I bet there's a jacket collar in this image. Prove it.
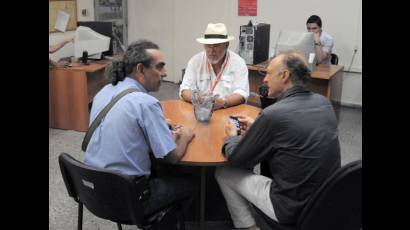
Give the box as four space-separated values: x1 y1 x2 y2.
276 86 310 102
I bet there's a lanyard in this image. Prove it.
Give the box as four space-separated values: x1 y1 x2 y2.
206 52 229 93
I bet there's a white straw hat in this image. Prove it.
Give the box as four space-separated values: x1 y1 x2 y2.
196 23 234 44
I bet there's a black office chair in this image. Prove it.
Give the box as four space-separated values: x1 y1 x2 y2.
258 84 277 110
179 68 186 84
331 53 339 65
59 152 183 230
255 160 362 230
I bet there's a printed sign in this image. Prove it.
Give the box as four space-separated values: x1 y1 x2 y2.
238 0 257 16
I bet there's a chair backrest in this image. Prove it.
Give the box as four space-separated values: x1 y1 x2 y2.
258 84 277 109
179 68 186 84
297 160 362 230
331 53 339 65
58 152 147 225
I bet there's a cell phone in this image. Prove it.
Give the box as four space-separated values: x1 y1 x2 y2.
229 116 241 135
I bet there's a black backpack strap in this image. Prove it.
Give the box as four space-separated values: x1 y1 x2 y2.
81 88 138 151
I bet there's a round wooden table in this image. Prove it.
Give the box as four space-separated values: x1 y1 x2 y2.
161 100 261 229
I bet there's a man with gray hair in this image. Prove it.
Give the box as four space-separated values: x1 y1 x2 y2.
84 39 197 226
215 50 341 229
180 23 249 110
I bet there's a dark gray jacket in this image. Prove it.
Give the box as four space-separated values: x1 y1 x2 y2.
223 86 341 224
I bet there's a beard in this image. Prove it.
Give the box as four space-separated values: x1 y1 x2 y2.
207 50 227 65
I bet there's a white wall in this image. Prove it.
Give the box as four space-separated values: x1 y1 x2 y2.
341 72 362 107
49 0 362 107
128 0 176 84
128 0 362 107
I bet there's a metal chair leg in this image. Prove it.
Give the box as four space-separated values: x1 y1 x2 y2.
78 202 83 230
117 223 122 230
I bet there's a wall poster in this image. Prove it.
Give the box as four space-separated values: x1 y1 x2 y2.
238 0 257 16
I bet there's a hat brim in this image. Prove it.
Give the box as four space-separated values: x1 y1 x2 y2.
196 36 234 44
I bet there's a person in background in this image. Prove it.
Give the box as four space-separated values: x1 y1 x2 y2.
215 50 341 229
49 36 74 67
179 23 249 110
49 36 74 53
306 15 334 64
84 39 198 225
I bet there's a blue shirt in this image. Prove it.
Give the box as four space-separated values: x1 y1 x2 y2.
84 77 176 176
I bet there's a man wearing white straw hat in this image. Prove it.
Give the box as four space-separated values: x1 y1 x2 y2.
179 23 249 110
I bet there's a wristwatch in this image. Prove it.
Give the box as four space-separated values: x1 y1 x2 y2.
315 42 322 47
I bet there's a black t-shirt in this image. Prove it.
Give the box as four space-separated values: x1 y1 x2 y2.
223 86 341 224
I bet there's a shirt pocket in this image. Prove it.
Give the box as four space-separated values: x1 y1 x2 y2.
221 73 233 89
198 73 211 90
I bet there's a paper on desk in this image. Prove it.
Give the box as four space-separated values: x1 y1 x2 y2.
55 10 70 32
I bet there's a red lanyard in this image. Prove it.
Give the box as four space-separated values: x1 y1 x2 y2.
206 53 229 93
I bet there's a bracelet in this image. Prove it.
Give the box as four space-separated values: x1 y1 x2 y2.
314 42 322 47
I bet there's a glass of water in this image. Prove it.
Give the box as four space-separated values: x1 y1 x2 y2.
191 90 216 122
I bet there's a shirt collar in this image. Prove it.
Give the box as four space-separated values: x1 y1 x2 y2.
124 77 148 94
276 86 310 102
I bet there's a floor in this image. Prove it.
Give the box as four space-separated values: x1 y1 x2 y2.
49 81 362 230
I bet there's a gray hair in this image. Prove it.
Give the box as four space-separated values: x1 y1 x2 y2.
277 50 311 86
105 39 159 85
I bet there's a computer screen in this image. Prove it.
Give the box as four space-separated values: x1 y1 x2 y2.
77 21 114 57
274 31 316 71
74 26 110 59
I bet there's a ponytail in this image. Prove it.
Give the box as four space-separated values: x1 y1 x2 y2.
105 39 160 85
106 59 126 85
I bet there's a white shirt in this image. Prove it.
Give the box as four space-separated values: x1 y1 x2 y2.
320 31 334 64
179 50 249 100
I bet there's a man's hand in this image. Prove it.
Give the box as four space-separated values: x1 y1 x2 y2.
213 97 226 110
313 32 321 44
181 89 192 103
166 119 175 129
173 125 195 142
166 125 195 164
235 114 254 135
225 120 238 137
166 119 184 140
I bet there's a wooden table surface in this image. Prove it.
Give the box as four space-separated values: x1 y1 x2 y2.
247 61 344 80
161 100 261 165
52 60 110 72
49 61 110 131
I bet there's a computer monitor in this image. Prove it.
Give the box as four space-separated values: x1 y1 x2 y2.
74 26 111 60
274 31 317 71
77 21 114 57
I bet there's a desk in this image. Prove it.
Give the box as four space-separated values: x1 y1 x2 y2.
247 62 344 118
49 61 110 132
161 100 261 229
